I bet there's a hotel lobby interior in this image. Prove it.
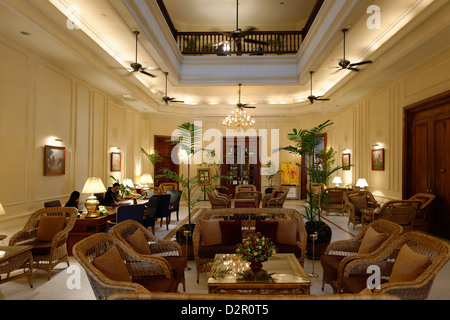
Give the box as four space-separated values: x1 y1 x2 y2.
0 0 449 303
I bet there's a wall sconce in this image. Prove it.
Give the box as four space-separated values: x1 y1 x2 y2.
48 137 64 146
372 143 382 149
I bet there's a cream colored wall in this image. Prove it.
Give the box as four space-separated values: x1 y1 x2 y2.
0 34 151 225
328 46 450 202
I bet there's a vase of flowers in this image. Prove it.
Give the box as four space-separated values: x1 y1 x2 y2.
236 232 276 273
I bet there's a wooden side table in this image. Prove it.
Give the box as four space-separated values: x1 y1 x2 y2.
0 246 33 288
361 208 381 226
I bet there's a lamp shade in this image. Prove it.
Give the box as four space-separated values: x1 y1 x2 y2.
82 177 107 194
332 177 343 185
0 202 5 215
140 173 153 185
356 179 369 188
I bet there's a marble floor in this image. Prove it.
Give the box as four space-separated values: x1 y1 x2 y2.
0 200 449 300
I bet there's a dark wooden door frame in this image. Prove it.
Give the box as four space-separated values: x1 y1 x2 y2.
402 90 450 199
154 135 179 188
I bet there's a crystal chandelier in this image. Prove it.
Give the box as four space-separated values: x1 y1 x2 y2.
223 107 255 131
223 84 256 131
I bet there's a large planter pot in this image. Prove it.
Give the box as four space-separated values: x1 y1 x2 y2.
305 221 332 260
176 223 195 260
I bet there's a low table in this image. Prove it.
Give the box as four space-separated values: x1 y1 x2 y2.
208 253 311 295
234 199 256 208
0 246 33 288
361 207 381 226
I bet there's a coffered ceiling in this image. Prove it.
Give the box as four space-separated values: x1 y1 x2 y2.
1 0 449 118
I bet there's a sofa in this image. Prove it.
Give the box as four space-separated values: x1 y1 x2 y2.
192 208 307 283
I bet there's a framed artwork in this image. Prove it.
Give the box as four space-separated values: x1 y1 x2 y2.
342 153 351 170
372 148 385 171
44 145 66 176
281 163 300 186
197 168 211 186
111 152 121 172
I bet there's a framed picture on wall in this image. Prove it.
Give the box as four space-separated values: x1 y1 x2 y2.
372 148 385 171
342 153 351 171
111 152 121 172
44 145 66 176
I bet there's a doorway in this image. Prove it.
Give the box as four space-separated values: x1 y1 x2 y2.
404 90 450 239
154 135 179 188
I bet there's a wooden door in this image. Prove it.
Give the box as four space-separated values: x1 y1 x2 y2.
221 136 261 197
154 135 179 188
404 91 450 239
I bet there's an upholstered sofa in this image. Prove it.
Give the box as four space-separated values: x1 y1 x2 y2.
192 208 307 283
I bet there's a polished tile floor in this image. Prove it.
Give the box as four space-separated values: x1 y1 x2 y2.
0 200 448 300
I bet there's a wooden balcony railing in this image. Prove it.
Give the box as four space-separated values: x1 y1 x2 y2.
176 31 304 55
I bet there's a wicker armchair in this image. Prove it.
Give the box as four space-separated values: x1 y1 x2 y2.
207 189 232 208
374 200 422 232
341 232 450 299
159 182 178 194
72 233 177 300
321 188 346 215
320 219 403 293
343 191 380 229
9 207 77 280
261 186 290 208
408 193 436 232
111 220 187 291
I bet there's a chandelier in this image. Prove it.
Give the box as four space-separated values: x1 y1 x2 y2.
223 107 256 131
222 84 256 131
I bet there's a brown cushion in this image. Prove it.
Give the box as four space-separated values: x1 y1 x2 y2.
349 195 368 212
320 254 346 280
92 245 132 283
219 220 242 245
358 226 385 254
127 229 151 255
342 275 388 294
165 256 187 282
275 218 297 245
255 220 278 243
389 244 431 283
21 240 52 256
199 219 222 246
134 277 178 293
35 215 67 242
272 190 282 198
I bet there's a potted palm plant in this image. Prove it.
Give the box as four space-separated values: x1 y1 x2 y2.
283 120 343 259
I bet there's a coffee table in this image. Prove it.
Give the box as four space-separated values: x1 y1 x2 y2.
208 253 311 295
0 246 33 288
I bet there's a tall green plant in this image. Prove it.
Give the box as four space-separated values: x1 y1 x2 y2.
282 120 343 222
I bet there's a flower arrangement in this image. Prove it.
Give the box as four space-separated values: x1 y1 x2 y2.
96 206 107 216
236 232 276 262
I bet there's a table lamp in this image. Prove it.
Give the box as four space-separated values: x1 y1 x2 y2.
140 173 153 193
332 177 343 188
356 179 369 191
82 177 106 217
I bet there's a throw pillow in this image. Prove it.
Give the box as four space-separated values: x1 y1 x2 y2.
219 220 242 245
275 218 297 245
255 220 278 243
35 215 67 242
349 195 368 212
198 219 222 246
127 229 151 255
92 245 132 283
358 226 385 254
389 244 430 283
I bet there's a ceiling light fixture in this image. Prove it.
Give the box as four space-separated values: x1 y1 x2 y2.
223 107 255 131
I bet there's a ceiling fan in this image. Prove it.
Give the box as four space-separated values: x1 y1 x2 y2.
215 0 268 53
128 31 157 77
336 28 373 72
162 72 184 105
308 71 330 104
236 84 255 109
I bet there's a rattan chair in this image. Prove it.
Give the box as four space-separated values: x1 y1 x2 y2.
9 207 77 280
159 182 178 194
321 219 403 293
261 186 290 208
408 193 436 232
207 189 232 208
374 200 422 232
343 190 380 229
341 232 450 300
111 220 186 291
72 233 177 300
321 188 346 215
